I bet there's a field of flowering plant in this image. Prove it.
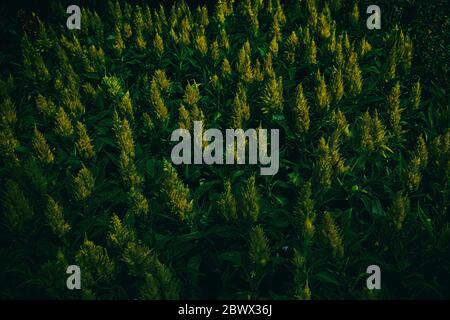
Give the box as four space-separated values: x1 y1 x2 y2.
0 0 449 299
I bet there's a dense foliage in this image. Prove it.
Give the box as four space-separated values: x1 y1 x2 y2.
0 0 449 299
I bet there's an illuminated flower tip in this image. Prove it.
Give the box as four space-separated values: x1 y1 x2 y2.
162 160 193 221
322 211 344 259
76 121 95 160
293 180 315 240
153 69 172 93
107 213 135 249
261 76 284 115
345 50 363 96
237 40 253 83
360 110 388 153
217 179 237 221
221 57 232 76
183 81 201 106
32 127 54 164
314 69 331 111
410 80 421 110
46 196 70 238
153 32 164 57
231 83 250 128
72 164 95 201
241 175 260 222
75 239 115 287
389 191 409 231
359 37 372 57
54 107 74 138
284 31 299 64
292 83 310 135
387 82 404 137
149 79 169 123
330 66 344 103
249 225 270 267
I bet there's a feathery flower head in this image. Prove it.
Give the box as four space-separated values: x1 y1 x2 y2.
249 225 270 267
46 196 70 239
72 164 95 201
32 127 54 164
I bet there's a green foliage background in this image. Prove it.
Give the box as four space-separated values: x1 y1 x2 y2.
0 0 449 299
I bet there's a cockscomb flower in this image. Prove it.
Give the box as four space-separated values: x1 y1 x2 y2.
149 79 169 124
54 107 73 138
263 53 275 79
269 36 279 57
303 28 317 65
1 179 34 232
237 41 254 83
113 25 125 56
314 137 333 189
231 83 250 128
406 134 428 191
389 190 409 231
103 75 124 101
360 110 388 153
292 83 310 135
249 225 270 267
293 180 316 240
387 82 404 137
153 32 164 57
152 69 172 93
406 156 422 192
210 40 220 63
217 179 237 221
118 91 134 121
45 196 70 239
179 17 192 45
345 50 363 95
334 39 344 68
359 37 372 57
32 127 54 164
0 128 19 161
284 31 299 64
128 189 149 216
410 80 421 110
178 104 191 131
195 30 208 56
75 239 115 288
183 81 201 106
119 152 142 189
330 66 344 103
253 58 264 82
350 2 359 26
0 97 17 128
314 69 331 111
415 134 428 169
241 175 260 222
219 29 230 52
36 94 56 118
322 211 344 259
430 130 449 181
221 57 232 77
318 12 331 39
72 164 95 201
162 160 193 222
107 213 135 249
116 117 135 158
331 109 350 146
261 76 284 114
123 242 180 299
271 15 282 43
76 121 95 160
